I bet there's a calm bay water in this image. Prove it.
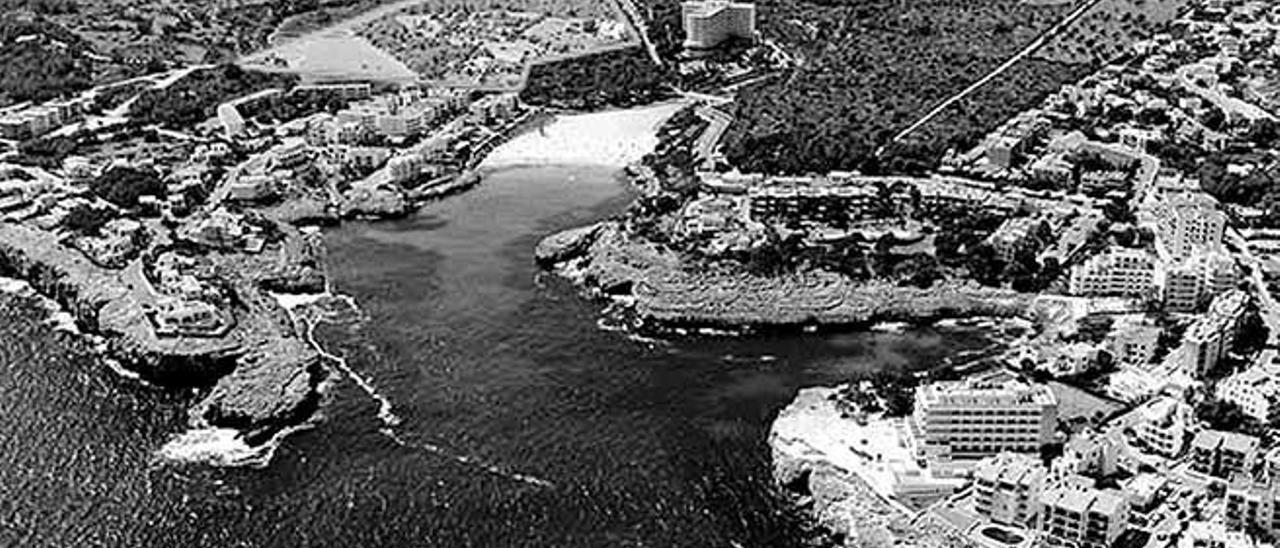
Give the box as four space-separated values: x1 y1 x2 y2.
0 165 996 547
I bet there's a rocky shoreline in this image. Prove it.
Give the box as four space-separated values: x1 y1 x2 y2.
0 222 326 446
0 156 503 456
770 387 978 548
535 221 1033 332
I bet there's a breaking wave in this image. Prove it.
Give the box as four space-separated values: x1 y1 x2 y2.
275 289 553 488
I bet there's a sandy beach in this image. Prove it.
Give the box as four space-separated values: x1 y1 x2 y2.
241 32 418 84
481 101 690 169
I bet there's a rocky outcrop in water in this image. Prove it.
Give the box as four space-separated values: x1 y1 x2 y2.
534 223 602 267
340 183 410 219
0 222 326 444
536 221 1032 330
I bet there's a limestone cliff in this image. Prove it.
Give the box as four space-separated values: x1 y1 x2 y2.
770 387 978 548
0 222 326 445
536 221 1033 331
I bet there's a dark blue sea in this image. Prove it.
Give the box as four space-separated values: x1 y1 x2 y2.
0 165 997 547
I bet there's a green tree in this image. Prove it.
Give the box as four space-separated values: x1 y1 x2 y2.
62 203 114 234
90 165 164 208
1196 399 1249 432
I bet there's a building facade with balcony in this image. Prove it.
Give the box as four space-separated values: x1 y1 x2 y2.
1068 247 1157 297
1191 429 1261 480
973 453 1048 528
911 376 1057 466
1036 485 1129 548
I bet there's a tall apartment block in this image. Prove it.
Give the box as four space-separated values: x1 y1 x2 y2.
1036 484 1130 548
973 453 1047 528
1191 429 1261 480
1154 191 1226 260
682 1 757 50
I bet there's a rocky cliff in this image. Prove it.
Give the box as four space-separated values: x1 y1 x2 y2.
536 221 1033 331
0 222 326 445
770 387 978 548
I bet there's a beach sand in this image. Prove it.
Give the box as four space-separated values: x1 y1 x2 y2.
482 101 691 169
241 32 418 84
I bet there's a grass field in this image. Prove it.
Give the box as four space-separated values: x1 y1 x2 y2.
247 33 418 84
1050 380 1127 425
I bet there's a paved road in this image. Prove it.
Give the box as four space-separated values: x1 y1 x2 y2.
607 0 663 66
101 64 214 119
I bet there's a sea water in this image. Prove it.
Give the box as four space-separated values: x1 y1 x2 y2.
0 164 997 547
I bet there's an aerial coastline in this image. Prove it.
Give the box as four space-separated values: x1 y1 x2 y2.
6 0 1280 546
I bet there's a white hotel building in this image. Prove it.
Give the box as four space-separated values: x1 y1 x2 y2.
682 1 757 50
1068 247 1157 297
912 376 1058 466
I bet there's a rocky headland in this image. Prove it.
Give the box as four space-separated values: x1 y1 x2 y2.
535 221 1033 331
770 387 977 548
0 222 326 446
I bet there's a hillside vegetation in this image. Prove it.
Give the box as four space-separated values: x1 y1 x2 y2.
1036 0 1190 64
629 0 1189 176
0 14 95 106
717 0 1071 175
128 64 299 129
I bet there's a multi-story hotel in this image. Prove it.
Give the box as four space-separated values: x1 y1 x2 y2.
982 110 1051 169
911 375 1057 465
1036 484 1130 548
973 453 1048 528
1191 429 1261 480
1068 247 1156 297
682 1 757 50
335 89 464 140
746 179 876 226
